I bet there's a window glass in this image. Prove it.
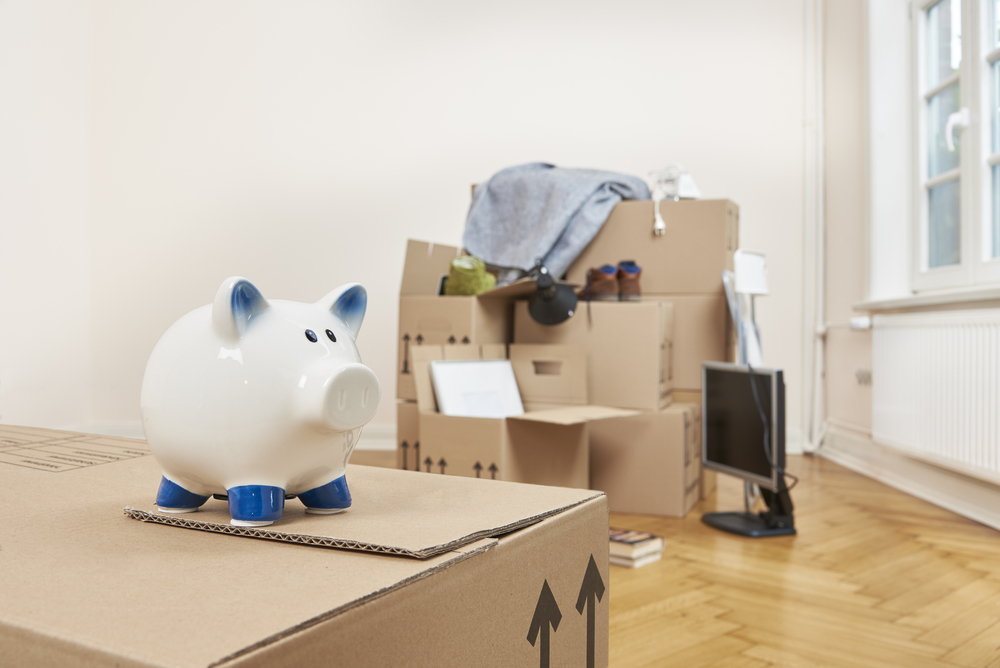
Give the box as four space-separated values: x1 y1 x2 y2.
927 0 962 88
928 178 962 268
993 62 1000 260
928 83 962 176
993 62 1000 154
994 0 1000 48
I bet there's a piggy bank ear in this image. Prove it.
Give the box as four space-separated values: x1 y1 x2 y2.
212 277 270 341
320 283 367 338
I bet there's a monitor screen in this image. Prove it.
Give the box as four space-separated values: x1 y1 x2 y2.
702 362 784 490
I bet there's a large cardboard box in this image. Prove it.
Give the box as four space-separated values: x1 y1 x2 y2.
701 468 717 500
643 386 719 500
399 343 508 473
513 301 673 412
0 424 611 668
645 294 732 392
398 341 507 470
412 344 635 488
565 199 739 295
673 390 702 405
589 403 702 517
397 239 535 401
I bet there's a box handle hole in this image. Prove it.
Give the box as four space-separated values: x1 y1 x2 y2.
532 361 562 375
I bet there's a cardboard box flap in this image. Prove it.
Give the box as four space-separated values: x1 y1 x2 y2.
508 405 638 426
477 278 581 300
509 343 588 405
475 278 537 299
125 461 602 559
401 239 462 296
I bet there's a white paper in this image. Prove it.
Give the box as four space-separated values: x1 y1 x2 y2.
429 360 525 418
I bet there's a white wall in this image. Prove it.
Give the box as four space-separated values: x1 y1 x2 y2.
2 0 808 438
824 0 873 433
0 1 93 428
868 0 913 301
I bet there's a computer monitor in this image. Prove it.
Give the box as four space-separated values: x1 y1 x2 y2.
701 361 795 537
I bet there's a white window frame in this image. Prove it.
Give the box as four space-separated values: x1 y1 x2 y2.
977 0 1000 281
911 0 1000 292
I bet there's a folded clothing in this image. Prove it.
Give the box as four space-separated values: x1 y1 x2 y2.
463 163 650 284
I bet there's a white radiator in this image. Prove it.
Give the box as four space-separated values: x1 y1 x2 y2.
872 309 1000 483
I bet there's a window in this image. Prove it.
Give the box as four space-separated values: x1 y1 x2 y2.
913 0 1000 290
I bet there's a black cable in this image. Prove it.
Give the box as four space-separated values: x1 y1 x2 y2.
746 364 799 492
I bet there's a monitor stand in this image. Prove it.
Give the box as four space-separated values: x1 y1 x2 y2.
702 480 796 538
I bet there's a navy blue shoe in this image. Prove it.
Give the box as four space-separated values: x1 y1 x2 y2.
227 485 285 526
299 476 351 514
156 476 209 513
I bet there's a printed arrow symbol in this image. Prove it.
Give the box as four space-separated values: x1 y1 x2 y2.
414 442 420 471
438 457 447 474
401 334 411 374
527 580 561 668
415 334 423 344
447 335 456 344
576 554 606 668
401 441 409 470
424 456 432 473
462 336 470 344
473 461 482 477
488 463 498 480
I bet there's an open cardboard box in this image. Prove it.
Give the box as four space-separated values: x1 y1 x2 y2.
397 239 544 401
513 300 674 412
0 424 611 668
411 344 636 488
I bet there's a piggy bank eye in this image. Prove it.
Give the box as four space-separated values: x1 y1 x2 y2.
304 329 318 343
326 329 337 343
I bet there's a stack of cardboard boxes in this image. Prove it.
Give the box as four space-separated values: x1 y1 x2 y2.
395 238 529 477
396 198 737 517
395 240 636 488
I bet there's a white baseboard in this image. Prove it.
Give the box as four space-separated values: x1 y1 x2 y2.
785 427 804 455
820 427 1000 532
356 424 396 451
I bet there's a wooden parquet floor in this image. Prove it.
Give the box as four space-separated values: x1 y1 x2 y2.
609 454 1000 668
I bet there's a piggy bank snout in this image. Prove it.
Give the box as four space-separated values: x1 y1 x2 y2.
323 363 380 432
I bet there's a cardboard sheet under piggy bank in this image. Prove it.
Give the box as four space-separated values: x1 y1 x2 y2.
140 276 381 527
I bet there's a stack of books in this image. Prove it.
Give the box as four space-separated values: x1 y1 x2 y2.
609 527 665 568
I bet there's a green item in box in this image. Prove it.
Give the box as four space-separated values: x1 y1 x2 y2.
443 256 497 296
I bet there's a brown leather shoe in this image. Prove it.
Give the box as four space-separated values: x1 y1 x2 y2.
617 261 641 301
579 265 619 301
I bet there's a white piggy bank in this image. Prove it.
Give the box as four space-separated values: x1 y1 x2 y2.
140 276 381 527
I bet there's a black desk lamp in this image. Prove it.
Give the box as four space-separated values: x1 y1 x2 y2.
527 265 577 326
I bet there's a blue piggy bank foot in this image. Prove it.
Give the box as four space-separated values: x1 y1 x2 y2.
227 485 286 527
156 476 209 513
299 476 351 515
